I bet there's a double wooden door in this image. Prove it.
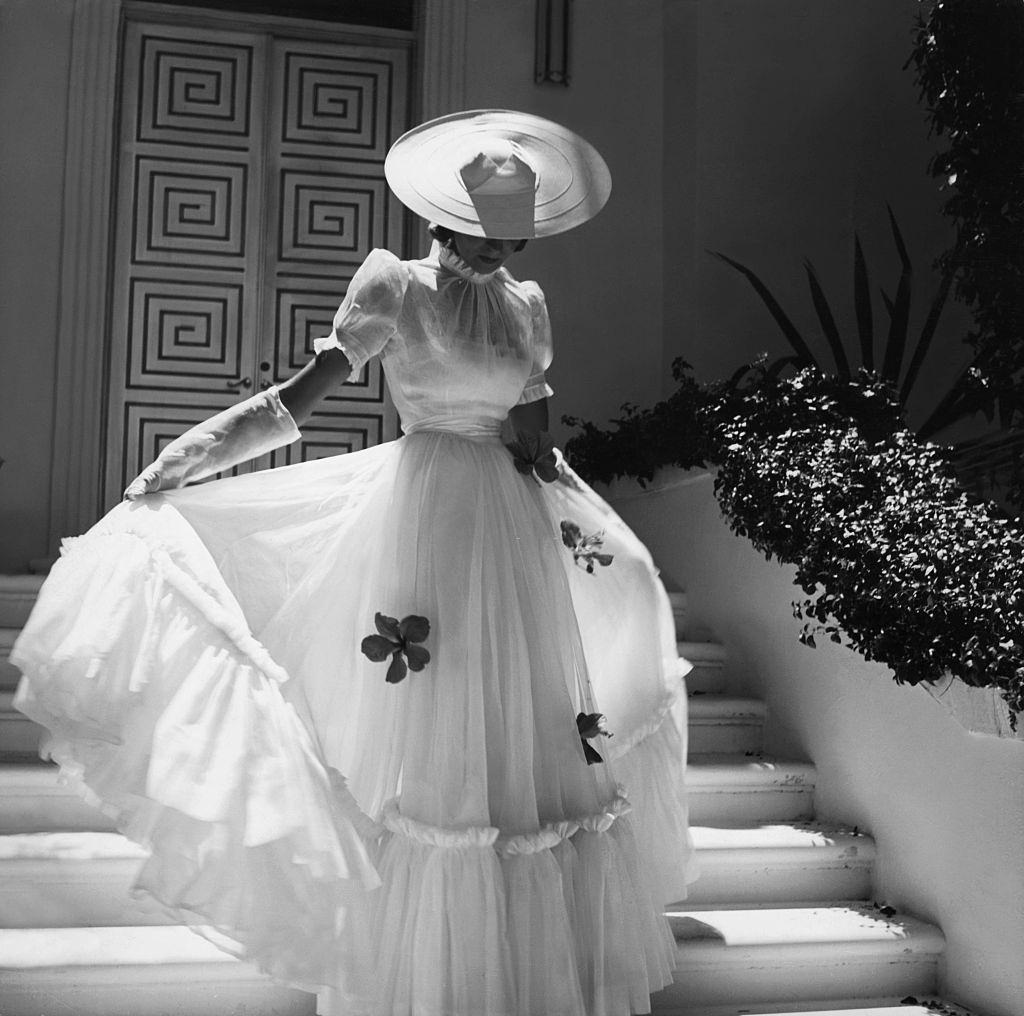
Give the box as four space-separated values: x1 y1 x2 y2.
103 12 411 504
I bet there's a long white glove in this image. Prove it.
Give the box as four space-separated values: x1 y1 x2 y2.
123 386 301 499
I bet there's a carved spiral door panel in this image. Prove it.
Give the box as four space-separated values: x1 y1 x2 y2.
104 15 410 506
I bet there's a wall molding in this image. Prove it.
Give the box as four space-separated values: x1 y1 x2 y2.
47 0 123 549
419 0 468 121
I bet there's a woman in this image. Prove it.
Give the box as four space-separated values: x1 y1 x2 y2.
13 110 695 1016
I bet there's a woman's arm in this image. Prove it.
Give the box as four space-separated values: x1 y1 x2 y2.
278 347 353 427
508 397 550 436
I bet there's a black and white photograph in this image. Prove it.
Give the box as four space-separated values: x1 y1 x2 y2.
0 2 1021 1015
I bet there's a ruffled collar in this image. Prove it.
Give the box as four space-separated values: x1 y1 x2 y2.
434 241 504 285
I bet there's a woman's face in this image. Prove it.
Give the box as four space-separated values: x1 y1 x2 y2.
452 233 527 274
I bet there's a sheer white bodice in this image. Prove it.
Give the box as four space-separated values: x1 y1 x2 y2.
314 242 553 437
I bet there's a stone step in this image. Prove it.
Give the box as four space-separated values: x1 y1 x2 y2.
0 818 875 929
687 695 765 754
0 925 315 1016
1 626 22 692
687 754 816 825
657 1000 978 1016
1 752 816 834
0 690 41 756
0 764 117 834
685 822 874 905
653 903 944 1011
0 575 43 629
668 589 715 642
679 640 728 694
0 831 158 928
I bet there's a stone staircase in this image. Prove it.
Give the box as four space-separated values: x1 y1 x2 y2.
0 578 980 1016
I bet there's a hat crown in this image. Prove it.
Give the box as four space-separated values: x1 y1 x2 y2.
459 141 537 197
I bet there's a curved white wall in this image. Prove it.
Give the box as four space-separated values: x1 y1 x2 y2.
607 469 1024 1016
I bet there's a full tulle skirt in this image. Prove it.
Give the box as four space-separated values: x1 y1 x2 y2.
12 431 696 1016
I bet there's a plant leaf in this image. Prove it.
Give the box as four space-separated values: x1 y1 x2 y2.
374 612 401 640
804 259 850 380
916 365 982 439
404 643 431 672
399 614 430 643
881 206 912 387
708 250 819 367
853 234 874 372
385 652 408 684
900 261 955 406
361 634 396 662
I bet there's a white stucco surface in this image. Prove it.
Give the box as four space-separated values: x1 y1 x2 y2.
606 468 1024 1016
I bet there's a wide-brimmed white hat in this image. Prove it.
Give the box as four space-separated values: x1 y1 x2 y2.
384 109 612 239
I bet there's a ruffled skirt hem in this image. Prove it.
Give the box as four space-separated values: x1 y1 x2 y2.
12 437 693 1015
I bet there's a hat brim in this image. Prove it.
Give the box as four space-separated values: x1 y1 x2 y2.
385 109 612 239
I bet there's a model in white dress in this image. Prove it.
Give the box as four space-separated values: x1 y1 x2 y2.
13 112 696 1016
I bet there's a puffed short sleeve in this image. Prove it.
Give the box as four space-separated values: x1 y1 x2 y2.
516 281 554 405
313 249 409 382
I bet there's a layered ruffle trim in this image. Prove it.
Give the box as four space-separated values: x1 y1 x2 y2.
320 793 676 1016
12 509 688 1010
11 524 382 989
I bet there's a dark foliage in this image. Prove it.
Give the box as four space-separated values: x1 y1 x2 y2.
562 359 720 487
563 363 1024 720
709 211 1024 510
908 0 1024 503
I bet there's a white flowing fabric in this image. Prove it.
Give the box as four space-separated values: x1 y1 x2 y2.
13 242 697 1016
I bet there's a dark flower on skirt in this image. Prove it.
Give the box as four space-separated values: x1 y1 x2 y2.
506 430 560 483
576 711 612 764
361 612 431 684
560 520 614 573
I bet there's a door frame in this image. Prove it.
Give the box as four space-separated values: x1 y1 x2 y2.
47 0 466 550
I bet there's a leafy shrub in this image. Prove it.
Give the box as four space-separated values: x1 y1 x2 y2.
908 0 1024 501
562 358 718 487
563 363 1024 720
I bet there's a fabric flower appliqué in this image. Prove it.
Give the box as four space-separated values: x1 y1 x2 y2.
360 612 431 684
560 520 614 573
576 712 612 765
506 431 559 484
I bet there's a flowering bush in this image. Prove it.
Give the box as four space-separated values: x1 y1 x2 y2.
564 363 1024 721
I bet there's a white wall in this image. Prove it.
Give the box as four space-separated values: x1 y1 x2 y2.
662 0 976 435
462 0 668 449
0 0 74 572
607 469 1024 1016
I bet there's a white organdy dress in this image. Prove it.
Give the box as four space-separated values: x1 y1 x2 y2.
13 242 696 1016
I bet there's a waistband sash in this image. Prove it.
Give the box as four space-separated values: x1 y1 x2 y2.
403 414 504 440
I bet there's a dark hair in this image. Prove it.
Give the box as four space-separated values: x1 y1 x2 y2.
428 222 528 253
428 222 457 246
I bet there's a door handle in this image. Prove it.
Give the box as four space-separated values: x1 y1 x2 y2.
226 377 252 390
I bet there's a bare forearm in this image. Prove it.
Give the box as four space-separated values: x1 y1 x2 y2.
278 347 353 426
508 397 550 436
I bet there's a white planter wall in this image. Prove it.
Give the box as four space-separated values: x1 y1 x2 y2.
603 467 1024 1016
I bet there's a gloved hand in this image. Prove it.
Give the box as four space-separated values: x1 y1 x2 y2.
124 387 301 499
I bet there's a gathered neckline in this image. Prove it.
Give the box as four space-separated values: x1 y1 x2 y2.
434 241 505 285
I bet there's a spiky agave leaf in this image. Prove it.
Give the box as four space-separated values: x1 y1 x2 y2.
853 234 874 372
708 250 819 367
881 206 913 387
900 261 955 407
804 259 850 380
